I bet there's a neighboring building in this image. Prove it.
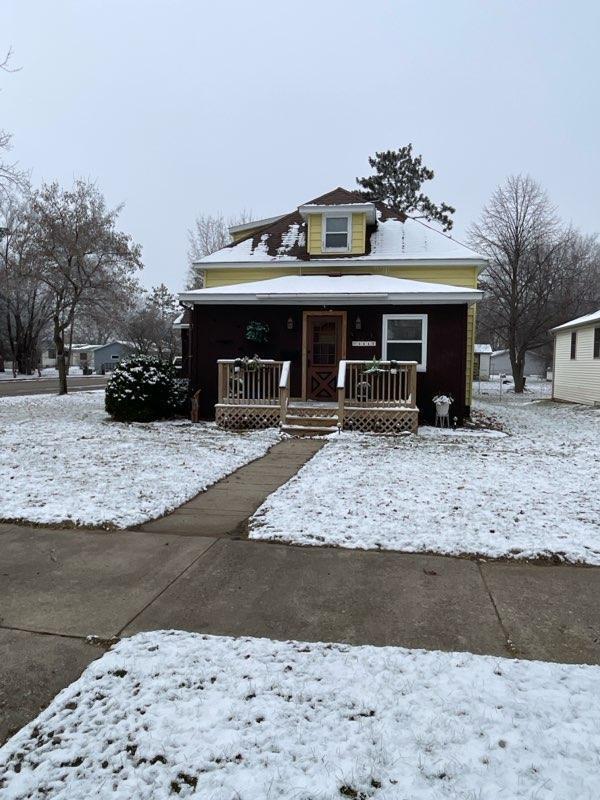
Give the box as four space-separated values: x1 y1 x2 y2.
179 188 485 433
474 344 492 380
40 346 58 368
490 349 547 378
42 341 132 373
89 341 133 374
551 310 600 406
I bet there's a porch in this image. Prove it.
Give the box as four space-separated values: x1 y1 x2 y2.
215 358 419 435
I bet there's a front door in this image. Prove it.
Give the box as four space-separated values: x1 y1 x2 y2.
305 313 345 400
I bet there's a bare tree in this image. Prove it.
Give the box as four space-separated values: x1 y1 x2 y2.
123 283 180 360
0 48 27 195
186 210 252 289
74 276 138 345
470 175 600 391
0 189 52 374
32 179 142 394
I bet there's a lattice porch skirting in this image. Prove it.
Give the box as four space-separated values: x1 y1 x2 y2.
215 404 280 430
343 406 419 434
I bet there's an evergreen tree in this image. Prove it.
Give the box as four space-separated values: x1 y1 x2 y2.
356 145 455 231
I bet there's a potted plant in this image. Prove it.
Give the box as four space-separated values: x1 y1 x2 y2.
432 393 454 418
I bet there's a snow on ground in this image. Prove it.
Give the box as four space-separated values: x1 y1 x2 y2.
0 392 278 528
1 631 599 799
476 374 552 398
0 367 87 381
251 387 600 563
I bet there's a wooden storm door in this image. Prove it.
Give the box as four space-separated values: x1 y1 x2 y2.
306 313 344 400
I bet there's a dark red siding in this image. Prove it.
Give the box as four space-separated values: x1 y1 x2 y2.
189 304 468 423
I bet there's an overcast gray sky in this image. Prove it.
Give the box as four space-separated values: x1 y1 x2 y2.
3 0 599 291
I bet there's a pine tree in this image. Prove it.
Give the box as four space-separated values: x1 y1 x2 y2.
356 145 455 231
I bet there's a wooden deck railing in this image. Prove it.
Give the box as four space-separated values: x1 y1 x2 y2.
217 359 288 406
279 360 291 424
337 360 417 424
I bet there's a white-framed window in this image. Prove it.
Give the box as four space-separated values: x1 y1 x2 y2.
382 314 428 371
323 214 351 251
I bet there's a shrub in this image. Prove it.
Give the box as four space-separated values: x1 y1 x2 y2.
105 356 188 422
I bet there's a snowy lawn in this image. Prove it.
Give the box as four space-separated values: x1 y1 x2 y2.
1 631 599 799
250 392 600 563
0 392 278 528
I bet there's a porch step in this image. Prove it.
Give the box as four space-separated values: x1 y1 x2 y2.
281 423 339 438
284 414 338 428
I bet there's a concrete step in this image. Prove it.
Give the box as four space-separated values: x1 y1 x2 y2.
281 424 338 438
284 414 339 428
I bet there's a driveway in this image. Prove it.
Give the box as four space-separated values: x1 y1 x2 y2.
0 375 108 397
2 521 600 744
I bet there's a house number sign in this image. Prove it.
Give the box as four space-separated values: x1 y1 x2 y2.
352 340 376 347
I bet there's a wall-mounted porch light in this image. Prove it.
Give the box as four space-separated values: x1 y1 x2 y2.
355 315 362 331
287 316 294 330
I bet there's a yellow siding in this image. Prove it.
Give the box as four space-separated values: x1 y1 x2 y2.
204 267 299 288
205 264 480 289
465 306 476 405
307 214 322 255
553 326 600 405
351 213 366 254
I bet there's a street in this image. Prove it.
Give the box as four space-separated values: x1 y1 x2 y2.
0 375 108 397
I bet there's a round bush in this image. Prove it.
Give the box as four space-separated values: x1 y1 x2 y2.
105 356 187 422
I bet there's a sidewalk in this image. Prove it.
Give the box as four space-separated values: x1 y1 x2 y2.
2 437 600 743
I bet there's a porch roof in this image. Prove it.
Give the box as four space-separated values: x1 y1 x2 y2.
180 274 483 306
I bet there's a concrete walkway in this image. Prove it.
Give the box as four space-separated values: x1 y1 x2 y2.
137 438 324 536
2 437 600 743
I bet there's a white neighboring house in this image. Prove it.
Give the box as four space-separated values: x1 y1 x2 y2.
474 344 492 380
490 349 547 378
551 310 600 406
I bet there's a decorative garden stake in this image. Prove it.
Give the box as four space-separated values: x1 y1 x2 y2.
433 393 453 428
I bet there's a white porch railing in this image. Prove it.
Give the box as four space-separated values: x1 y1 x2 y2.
337 360 417 426
217 359 292 408
217 359 283 405
279 360 291 424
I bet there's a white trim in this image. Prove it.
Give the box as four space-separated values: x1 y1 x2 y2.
322 212 352 253
194 258 488 270
382 313 428 372
179 292 480 306
299 202 376 223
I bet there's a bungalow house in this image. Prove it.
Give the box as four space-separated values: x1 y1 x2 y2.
179 188 485 434
551 310 600 406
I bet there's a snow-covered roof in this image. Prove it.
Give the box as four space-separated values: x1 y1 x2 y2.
180 274 483 306
474 344 493 354
70 343 104 352
71 341 131 352
198 214 484 266
490 349 545 360
195 187 487 267
551 309 600 333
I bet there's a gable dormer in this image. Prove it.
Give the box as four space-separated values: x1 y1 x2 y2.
298 189 377 257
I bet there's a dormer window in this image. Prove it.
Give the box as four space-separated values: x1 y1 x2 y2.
324 215 351 251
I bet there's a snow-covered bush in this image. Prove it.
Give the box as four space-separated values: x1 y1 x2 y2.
105 356 187 422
